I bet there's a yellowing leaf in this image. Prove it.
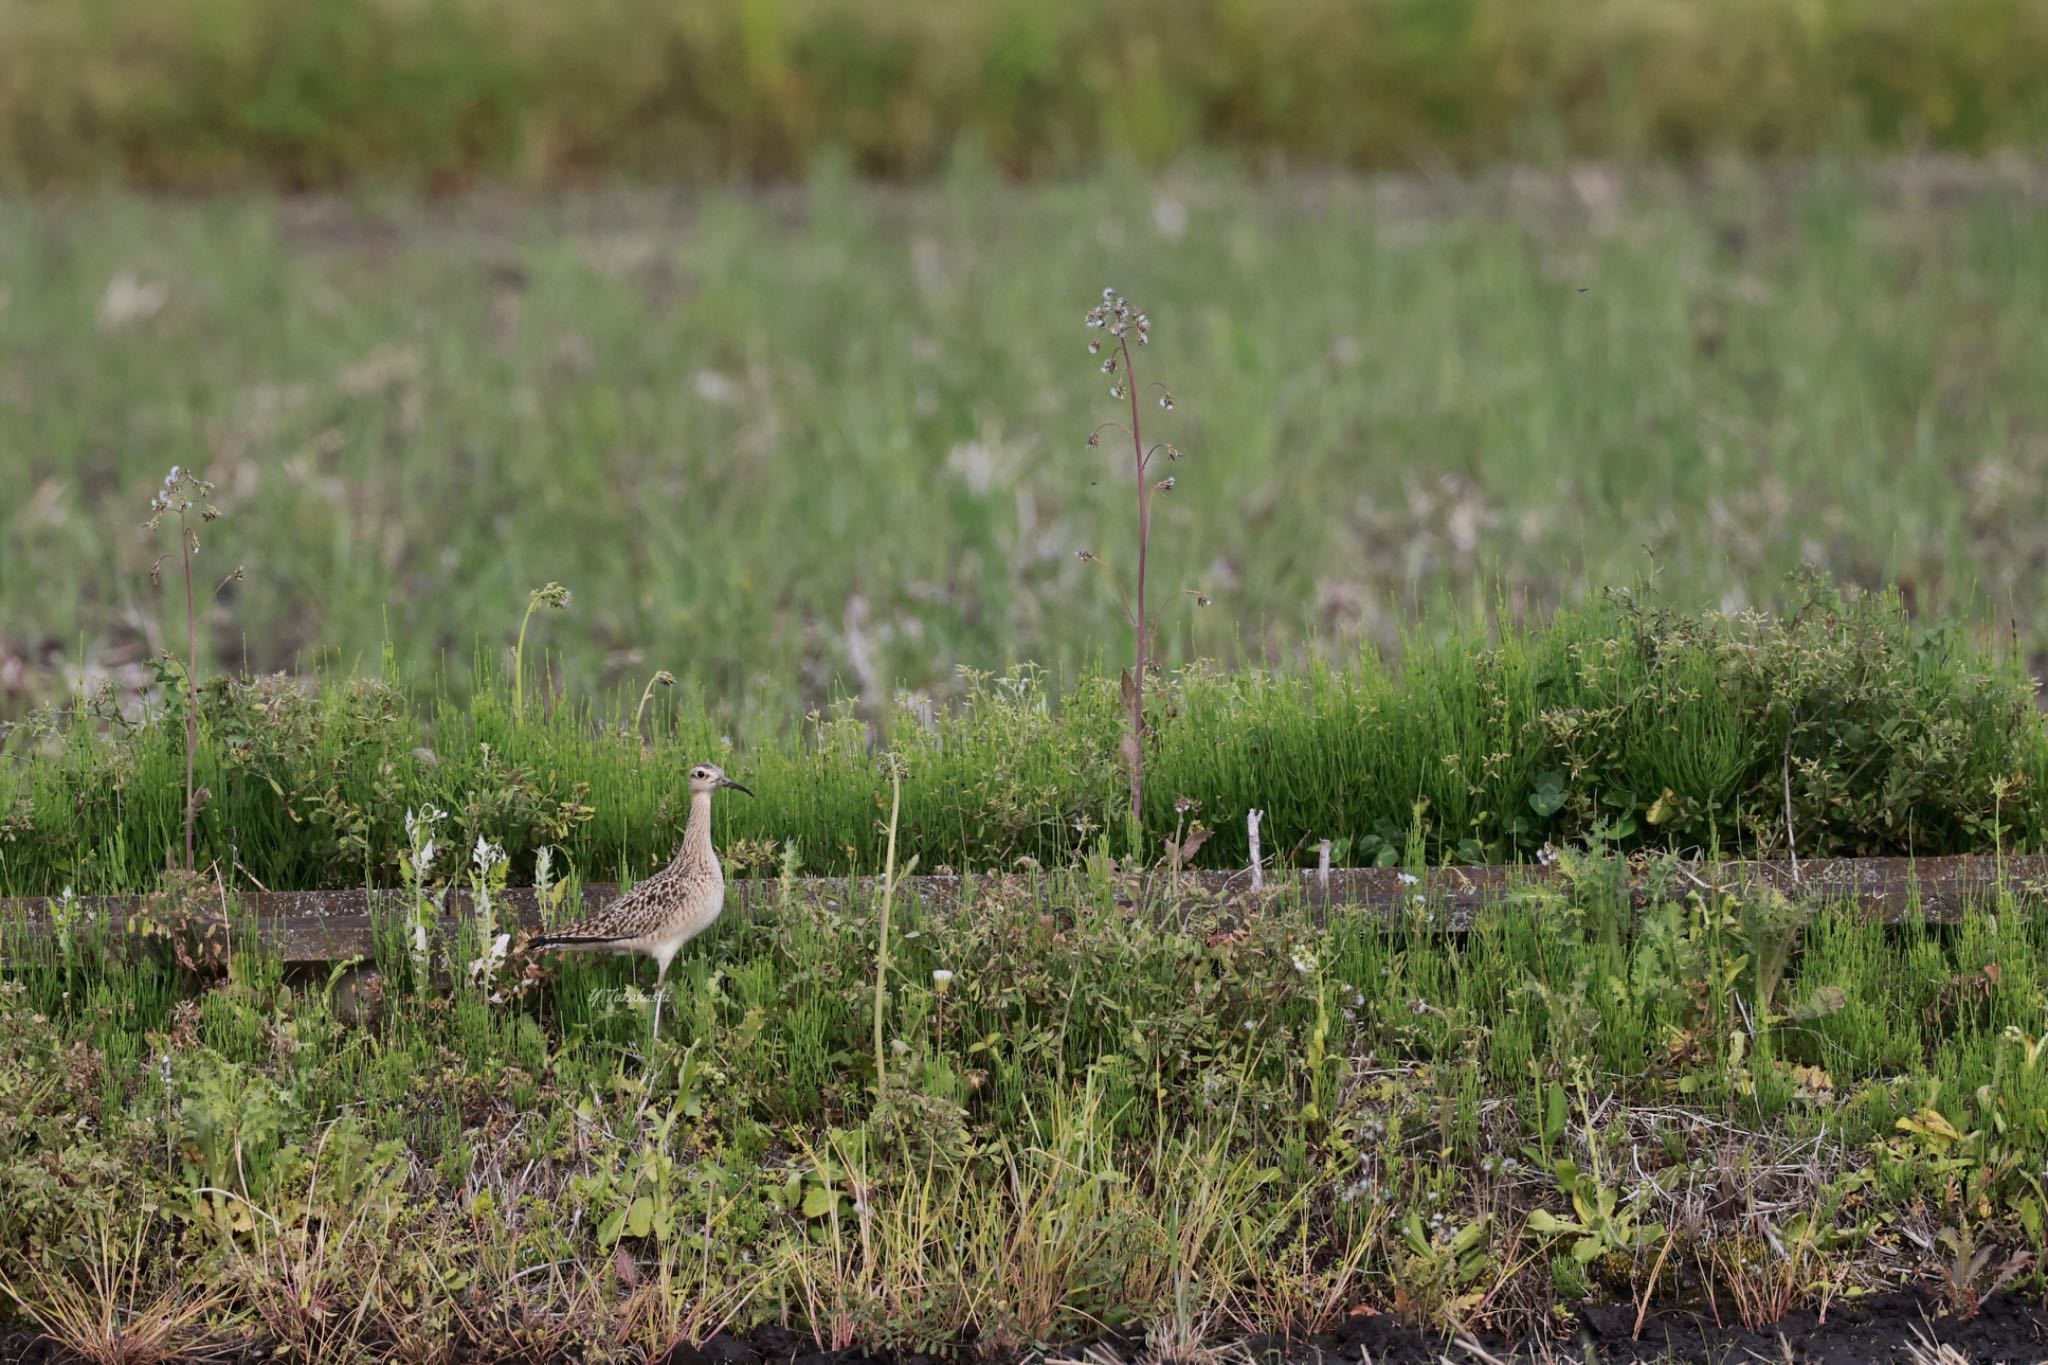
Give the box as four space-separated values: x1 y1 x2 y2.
1897 1107 1964 1145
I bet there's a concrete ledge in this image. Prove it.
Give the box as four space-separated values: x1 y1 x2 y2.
4 853 2043 965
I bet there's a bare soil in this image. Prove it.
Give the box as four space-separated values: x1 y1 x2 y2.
4 1292 2044 1364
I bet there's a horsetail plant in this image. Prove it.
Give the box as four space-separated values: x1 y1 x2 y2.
1080 288 1207 844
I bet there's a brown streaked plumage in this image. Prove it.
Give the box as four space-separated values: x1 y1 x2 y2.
528 761 752 1036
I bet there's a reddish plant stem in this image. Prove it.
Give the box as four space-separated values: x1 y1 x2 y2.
181 508 197 872
1122 333 1149 837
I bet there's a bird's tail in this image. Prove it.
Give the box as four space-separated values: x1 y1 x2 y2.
527 931 632 951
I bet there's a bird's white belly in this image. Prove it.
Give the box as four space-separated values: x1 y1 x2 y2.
631 881 724 959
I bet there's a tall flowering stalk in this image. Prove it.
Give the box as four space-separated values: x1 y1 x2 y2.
146 467 236 872
468 834 510 990
401 806 446 995
1080 289 1206 843
514 582 572 719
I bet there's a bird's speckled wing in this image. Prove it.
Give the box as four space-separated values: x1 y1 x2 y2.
530 869 674 945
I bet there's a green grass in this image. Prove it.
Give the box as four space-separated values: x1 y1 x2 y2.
5 865 2048 1355
4 165 2048 739
3 0 2047 189
2 581 2042 895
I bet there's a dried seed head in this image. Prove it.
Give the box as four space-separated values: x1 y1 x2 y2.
1086 431 1101 447
1076 550 1098 562
1158 393 1174 411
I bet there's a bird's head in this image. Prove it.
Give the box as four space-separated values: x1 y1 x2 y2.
688 762 753 798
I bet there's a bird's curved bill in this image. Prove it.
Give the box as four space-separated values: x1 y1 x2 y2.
721 777 755 797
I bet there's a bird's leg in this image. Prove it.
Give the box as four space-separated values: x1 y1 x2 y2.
649 959 667 1044
634 958 670 1126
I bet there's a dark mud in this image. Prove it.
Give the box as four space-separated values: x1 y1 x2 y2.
654 1295 2048 1365
5 1293 2045 1364
1579 1292 2048 1364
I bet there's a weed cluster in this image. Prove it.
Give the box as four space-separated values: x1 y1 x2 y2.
2 579 2037 895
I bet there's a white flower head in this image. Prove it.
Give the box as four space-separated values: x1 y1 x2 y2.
469 932 512 984
931 969 955 993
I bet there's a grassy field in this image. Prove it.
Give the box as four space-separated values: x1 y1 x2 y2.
7 151 2048 1360
4 163 2048 737
4 864 2048 1359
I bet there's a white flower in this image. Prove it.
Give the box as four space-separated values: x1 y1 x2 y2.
1291 950 1317 976
931 969 954 992
1398 872 1419 886
468 932 512 983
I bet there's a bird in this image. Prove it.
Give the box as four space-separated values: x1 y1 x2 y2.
526 761 753 1039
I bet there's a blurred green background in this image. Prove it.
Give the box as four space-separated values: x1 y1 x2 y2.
2 0 2046 730
3 0 2046 188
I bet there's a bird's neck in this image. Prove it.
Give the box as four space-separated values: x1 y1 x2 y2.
674 790 719 874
